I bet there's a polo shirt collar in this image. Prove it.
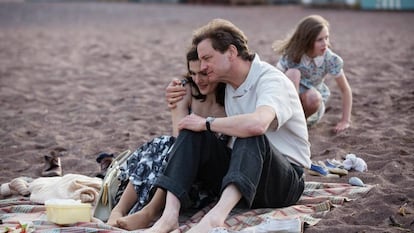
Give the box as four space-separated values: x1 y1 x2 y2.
230 54 259 98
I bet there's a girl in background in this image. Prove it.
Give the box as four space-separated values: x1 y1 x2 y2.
273 15 352 133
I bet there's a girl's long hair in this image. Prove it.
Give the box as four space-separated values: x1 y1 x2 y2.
272 15 330 63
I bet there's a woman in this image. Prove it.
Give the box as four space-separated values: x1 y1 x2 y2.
106 46 226 230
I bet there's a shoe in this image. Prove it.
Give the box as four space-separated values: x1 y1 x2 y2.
325 159 345 169
316 160 348 177
96 153 114 179
308 163 328 176
308 163 340 178
41 154 62 177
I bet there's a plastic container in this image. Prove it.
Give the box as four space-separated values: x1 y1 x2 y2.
45 199 91 225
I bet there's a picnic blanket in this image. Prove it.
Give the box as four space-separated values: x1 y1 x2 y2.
0 182 374 233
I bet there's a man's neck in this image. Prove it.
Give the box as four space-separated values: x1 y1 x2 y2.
227 59 252 89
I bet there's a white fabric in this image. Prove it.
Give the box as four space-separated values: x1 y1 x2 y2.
301 53 324 67
1 183 12 197
343 154 368 172
28 174 102 204
225 54 311 168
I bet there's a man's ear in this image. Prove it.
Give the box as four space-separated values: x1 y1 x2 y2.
227 44 238 60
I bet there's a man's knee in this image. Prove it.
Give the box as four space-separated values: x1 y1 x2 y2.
233 135 269 157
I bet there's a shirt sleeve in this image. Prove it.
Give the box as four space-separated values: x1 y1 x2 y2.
276 56 288 72
256 70 294 130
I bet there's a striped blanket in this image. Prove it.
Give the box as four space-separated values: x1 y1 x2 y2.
0 182 373 233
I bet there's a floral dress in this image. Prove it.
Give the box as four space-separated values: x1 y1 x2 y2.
116 135 215 215
117 135 175 214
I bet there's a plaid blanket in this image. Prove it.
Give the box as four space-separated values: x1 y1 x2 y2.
0 182 373 233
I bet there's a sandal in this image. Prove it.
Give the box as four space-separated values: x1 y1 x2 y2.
41 154 62 177
96 153 114 179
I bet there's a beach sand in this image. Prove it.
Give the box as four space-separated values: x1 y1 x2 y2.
0 2 413 232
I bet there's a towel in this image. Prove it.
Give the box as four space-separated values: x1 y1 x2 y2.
28 174 102 204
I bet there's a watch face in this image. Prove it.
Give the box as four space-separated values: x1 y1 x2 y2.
206 117 215 132
207 117 215 124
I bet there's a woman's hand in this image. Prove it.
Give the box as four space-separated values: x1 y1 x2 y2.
166 78 188 109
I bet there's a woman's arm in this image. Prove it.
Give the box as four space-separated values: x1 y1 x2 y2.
165 78 187 110
169 79 192 137
334 72 353 133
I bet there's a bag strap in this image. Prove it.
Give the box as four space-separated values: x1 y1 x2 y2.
106 149 132 172
100 149 131 205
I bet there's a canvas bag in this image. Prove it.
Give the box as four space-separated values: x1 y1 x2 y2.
93 149 131 222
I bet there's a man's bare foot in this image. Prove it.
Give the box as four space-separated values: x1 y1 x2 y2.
143 213 179 233
116 210 155 231
187 212 224 233
107 211 123 227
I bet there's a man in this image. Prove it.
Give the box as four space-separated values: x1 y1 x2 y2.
147 19 311 233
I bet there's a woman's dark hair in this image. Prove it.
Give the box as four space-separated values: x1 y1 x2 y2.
185 46 225 106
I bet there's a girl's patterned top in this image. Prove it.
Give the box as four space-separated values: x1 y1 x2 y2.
276 48 344 94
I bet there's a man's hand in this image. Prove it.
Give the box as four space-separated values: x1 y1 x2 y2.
166 78 188 109
178 113 206 132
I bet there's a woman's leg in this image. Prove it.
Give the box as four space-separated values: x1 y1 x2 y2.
147 130 231 233
155 130 230 208
107 181 137 226
117 188 166 230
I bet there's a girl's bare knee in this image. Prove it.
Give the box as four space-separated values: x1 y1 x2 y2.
301 90 322 117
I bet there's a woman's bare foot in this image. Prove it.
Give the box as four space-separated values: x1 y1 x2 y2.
116 210 156 231
107 210 123 227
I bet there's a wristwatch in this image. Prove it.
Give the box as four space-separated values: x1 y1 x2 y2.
205 117 215 132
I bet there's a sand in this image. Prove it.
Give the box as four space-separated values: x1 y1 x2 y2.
0 2 413 232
